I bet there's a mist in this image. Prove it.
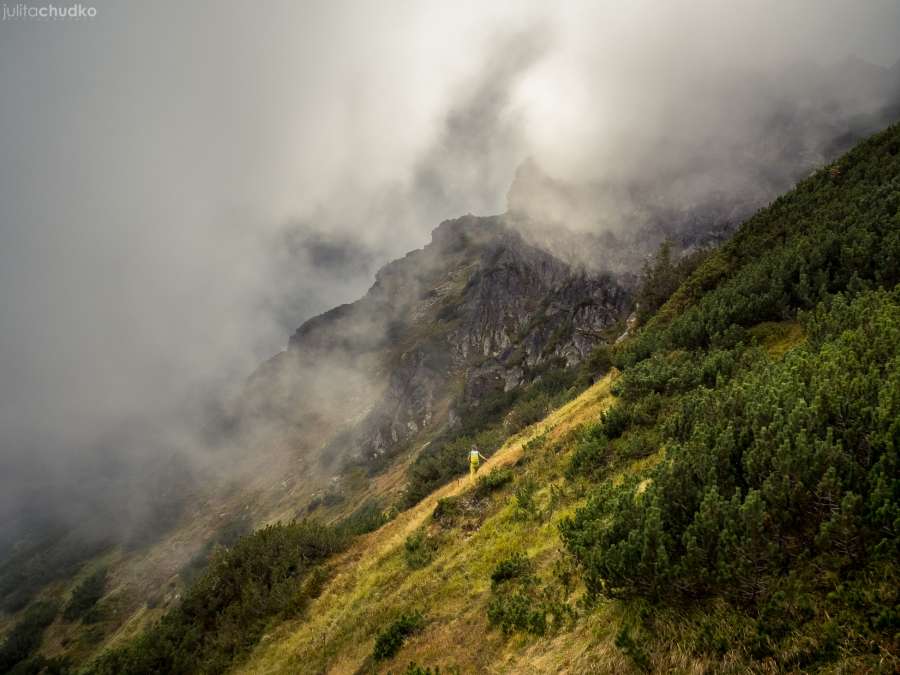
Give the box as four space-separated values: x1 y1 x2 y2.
1 0 898 547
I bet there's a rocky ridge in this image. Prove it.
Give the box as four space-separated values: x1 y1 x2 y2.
247 215 629 468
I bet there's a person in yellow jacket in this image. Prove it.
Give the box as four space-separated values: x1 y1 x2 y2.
469 445 487 479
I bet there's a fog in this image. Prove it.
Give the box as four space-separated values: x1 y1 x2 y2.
1 0 898 546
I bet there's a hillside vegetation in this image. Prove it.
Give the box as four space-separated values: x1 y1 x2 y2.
3 124 898 674
240 123 900 673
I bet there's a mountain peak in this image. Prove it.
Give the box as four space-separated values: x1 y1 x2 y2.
244 211 629 470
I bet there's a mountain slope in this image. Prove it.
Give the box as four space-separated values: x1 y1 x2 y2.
237 375 618 675
242 215 628 473
230 123 900 674
0 217 631 675
3 124 898 675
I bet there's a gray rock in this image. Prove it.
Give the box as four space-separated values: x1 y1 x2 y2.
243 214 630 468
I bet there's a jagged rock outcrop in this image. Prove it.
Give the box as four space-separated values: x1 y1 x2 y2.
238 56 900 472
245 215 629 467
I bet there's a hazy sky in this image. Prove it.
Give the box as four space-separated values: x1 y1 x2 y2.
1 1 898 529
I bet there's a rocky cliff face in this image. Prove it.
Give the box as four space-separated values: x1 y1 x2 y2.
245 214 629 468
239 56 900 477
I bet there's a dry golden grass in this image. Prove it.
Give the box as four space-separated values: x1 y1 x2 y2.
33 423 377 663
748 320 805 358
235 376 622 675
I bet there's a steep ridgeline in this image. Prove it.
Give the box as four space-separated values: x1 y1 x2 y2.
243 215 629 471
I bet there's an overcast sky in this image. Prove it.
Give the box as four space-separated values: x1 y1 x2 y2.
1 1 898 529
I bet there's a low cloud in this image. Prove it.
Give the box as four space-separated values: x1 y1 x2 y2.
0 0 898 550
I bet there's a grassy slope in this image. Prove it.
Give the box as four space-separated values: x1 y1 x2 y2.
235 374 654 674
14 126 896 674
233 321 855 674
231 120 900 673
235 316 807 675
11 430 399 667
0 213 594 670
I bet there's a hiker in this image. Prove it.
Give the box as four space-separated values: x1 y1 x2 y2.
469 445 487 478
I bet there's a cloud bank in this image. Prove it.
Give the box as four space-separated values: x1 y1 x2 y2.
0 0 898 544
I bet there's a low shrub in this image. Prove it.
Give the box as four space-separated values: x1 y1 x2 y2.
599 404 630 439
512 479 538 519
507 393 552 431
474 468 513 499
336 499 390 537
486 554 572 636
84 520 348 675
404 532 437 570
373 611 425 661
0 600 58 673
63 567 107 622
403 663 459 675
615 624 651 672
581 344 613 378
522 431 549 454
562 288 900 670
566 423 609 479
490 554 532 587
179 518 251 585
614 429 659 460
487 589 547 636
432 497 461 525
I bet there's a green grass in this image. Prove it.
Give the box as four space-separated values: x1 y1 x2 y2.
234 379 617 674
54 123 900 675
